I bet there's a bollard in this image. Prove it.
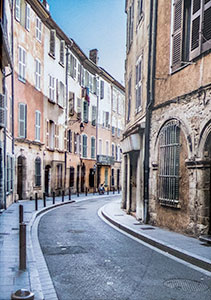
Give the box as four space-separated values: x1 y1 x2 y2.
118 186 120 194
19 205 23 224
11 289 34 300
69 188 71 201
35 193 38 211
85 187 88 196
19 223 26 270
62 190 64 202
77 189 79 197
107 188 109 195
113 187 115 194
43 192 46 207
53 192 55 205
93 187 95 195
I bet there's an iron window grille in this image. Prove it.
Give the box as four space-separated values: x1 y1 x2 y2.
158 120 180 206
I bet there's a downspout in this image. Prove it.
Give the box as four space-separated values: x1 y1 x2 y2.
64 47 69 191
143 0 158 223
11 0 14 155
96 77 99 188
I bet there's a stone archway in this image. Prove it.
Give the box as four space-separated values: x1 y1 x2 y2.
17 156 27 200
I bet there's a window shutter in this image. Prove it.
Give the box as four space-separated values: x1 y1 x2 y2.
19 103 26 138
74 58 77 79
56 79 59 104
74 133 77 153
171 0 184 71
190 0 202 60
50 29 56 56
69 92 75 116
100 80 104 99
64 129 67 151
60 40 65 64
202 0 211 53
55 124 59 149
79 135 81 154
15 0 21 21
0 94 5 128
46 120 49 147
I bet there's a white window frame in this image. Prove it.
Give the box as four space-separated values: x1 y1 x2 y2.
15 0 21 21
25 3 30 31
82 134 88 158
91 136 95 159
18 103 27 138
49 75 55 102
135 56 142 112
36 16 42 42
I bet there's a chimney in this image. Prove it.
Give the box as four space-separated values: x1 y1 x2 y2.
89 49 99 65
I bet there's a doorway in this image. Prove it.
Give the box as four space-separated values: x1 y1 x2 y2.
17 156 26 200
89 168 95 188
81 164 86 192
45 165 51 196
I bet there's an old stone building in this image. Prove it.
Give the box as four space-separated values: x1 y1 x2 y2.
149 0 211 237
121 0 151 220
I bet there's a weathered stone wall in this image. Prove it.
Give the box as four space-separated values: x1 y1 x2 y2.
149 87 211 236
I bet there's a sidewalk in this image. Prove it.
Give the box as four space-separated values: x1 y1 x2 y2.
0 192 119 300
101 199 211 274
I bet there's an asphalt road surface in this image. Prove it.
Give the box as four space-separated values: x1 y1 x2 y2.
38 197 211 300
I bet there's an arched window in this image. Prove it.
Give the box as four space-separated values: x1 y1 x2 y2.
35 157 41 186
158 120 180 205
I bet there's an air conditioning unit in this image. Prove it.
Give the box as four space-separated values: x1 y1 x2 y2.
0 94 5 128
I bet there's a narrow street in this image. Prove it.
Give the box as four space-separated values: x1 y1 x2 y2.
38 198 211 300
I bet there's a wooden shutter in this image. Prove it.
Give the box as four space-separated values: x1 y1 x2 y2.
79 135 81 154
19 103 26 138
0 94 5 128
15 0 21 21
64 129 67 151
74 133 77 153
56 79 59 104
202 0 211 53
100 80 104 99
74 58 77 79
50 29 56 56
69 92 74 116
190 0 202 60
46 120 49 148
60 40 65 64
171 0 184 71
55 124 58 149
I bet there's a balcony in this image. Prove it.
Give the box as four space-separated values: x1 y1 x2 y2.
97 155 114 166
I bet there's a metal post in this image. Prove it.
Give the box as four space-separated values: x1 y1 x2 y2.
53 192 55 204
69 188 71 201
35 193 38 211
118 186 120 194
77 189 79 197
19 205 23 224
19 223 26 270
85 187 87 196
113 187 115 194
93 187 95 195
43 192 46 207
107 188 109 195
62 190 64 202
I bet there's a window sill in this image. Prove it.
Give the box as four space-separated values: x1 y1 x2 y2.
48 52 55 59
159 199 181 209
59 61 64 68
35 86 41 92
18 77 26 84
48 98 56 104
34 186 41 190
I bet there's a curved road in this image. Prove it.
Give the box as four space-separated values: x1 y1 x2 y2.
38 197 211 300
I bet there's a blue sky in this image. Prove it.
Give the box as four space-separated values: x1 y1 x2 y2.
48 0 126 85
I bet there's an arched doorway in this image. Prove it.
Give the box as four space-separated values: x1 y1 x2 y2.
17 156 26 200
45 165 51 196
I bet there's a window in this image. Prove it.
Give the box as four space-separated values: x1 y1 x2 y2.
18 103 27 138
171 0 211 72
49 75 55 102
158 120 180 205
68 92 75 116
112 143 115 158
103 111 109 128
83 101 89 123
35 110 41 141
112 126 115 136
106 141 109 156
135 59 142 110
74 133 81 154
78 63 82 84
69 167 74 187
99 139 102 155
49 29 56 57
127 1 134 50
36 17 42 42
85 70 89 87
25 3 30 31
100 80 104 99
115 145 118 161
18 46 26 82
82 134 87 158
58 81 65 107
69 54 77 79
57 164 62 189
35 59 41 90
137 0 143 23
77 98 82 119
91 137 95 159
127 77 131 122
48 120 55 149
35 157 41 186
60 40 65 65
117 128 121 138
91 105 97 126
15 0 21 21
6 155 13 193
67 129 72 152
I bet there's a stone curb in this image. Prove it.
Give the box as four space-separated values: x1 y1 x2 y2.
101 206 211 273
27 200 75 300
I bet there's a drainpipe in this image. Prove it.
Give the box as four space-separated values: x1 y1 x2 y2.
143 0 158 223
96 77 99 188
64 47 69 191
11 0 14 155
